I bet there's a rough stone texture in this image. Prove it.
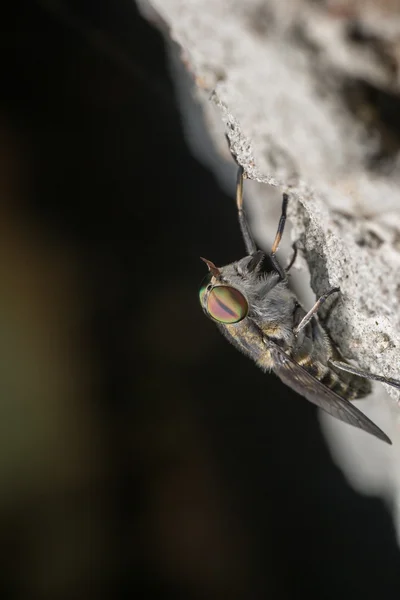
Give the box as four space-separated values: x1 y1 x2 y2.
138 0 400 539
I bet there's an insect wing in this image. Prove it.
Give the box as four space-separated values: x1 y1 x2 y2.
269 343 392 444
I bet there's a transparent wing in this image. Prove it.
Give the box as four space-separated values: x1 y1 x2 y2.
270 343 391 444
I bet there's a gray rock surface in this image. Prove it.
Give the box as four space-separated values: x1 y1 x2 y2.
138 0 400 539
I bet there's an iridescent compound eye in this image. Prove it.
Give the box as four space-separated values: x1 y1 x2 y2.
207 286 248 323
199 275 248 324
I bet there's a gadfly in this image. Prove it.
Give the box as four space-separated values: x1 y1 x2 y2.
199 165 400 444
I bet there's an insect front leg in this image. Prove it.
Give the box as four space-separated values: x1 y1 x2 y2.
293 287 340 336
330 360 400 390
285 242 297 273
270 193 289 281
236 166 258 256
235 165 290 280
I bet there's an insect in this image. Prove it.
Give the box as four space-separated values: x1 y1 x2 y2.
199 164 400 444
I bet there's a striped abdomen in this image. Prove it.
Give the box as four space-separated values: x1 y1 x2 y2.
298 355 371 401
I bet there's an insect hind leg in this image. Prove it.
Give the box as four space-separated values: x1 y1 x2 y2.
330 360 400 391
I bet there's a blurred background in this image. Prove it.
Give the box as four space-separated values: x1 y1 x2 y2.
1 1 400 598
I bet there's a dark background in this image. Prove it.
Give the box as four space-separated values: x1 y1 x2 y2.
1 1 400 598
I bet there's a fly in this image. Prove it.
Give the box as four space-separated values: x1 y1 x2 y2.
199 164 400 444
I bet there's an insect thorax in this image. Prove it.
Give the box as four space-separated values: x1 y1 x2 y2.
218 273 371 401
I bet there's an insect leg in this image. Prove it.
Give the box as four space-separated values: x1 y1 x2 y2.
285 242 297 273
330 360 400 390
294 287 340 336
236 166 258 256
236 169 291 278
270 194 289 280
